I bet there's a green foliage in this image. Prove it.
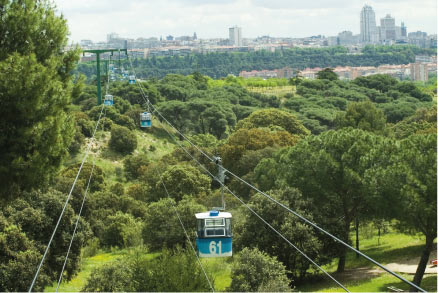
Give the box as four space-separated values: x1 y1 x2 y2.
220 128 299 176
387 106 437 139
123 153 150 180
2 189 92 287
255 129 385 272
154 164 211 202
353 74 399 93
82 259 134 292
236 108 309 136
365 134 437 286
83 247 213 292
0 0 80 200
0 217 49 292
78 46 435 79
316 68 338 81
228 247 290 292
109 125 138 154
102 212 142 248
335 101 386 132
234 188 324 283
58 162 105 194
142 197 205 251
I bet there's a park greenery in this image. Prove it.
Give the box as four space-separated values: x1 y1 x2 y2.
77 45 437 79
0 1 437 292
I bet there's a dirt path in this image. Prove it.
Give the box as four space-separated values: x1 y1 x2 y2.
382 248 437 275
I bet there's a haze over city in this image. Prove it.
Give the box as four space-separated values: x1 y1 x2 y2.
55 0 437 42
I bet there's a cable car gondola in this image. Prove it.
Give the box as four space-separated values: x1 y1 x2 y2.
129 75 136 84
196 210 232 257
104 94 113 106
140 112 152 128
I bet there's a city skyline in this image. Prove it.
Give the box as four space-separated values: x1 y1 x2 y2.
54 0 436 43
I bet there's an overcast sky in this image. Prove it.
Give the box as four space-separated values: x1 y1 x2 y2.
54 0 437 43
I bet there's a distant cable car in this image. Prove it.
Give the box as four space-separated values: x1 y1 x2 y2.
140 112 152 128
196 210 232 257
104 94 113 106
129 75 136 84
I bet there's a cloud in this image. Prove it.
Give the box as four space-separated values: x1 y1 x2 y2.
54 0 436 43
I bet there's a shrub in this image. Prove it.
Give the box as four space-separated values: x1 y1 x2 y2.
109 125 137 154
142 197 205 251
114 114 136 130
82 260 134 292
124 153 150 180
83 247 213 292
102 211 142 248
228 247 291 292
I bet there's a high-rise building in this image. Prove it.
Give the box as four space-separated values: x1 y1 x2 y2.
229 26 242 46
107 32 119 42
360 5 378 43
401 22 407 38
380 14 396 42
408 31 428 48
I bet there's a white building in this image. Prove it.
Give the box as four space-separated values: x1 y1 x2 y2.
360 5 378 44
229 26 243 46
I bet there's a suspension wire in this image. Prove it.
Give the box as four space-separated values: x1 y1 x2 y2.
29 62 112 293
56 155 96 292
126 53 214 292
125 56 425 292
125 55 345 291
154 118 348 292
56 60 113 291
154 168 215 292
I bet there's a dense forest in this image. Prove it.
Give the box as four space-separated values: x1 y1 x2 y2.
1 1 437 292
77 45 437 79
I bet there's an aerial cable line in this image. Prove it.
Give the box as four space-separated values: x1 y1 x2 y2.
154 118 349 292
56 64 113 291
123 58 213 289
55 103 108 291
125 56 425 292
56 155 96 292
125 57 346 291
56 63 113 291
154 168 215 292
29 65 112 293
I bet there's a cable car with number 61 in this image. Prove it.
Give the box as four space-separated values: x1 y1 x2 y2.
196 210 232 257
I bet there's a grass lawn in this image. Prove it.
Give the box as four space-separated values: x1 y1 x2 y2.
61 121 176 188
45 250 124 292
298 272 437 292
202 257 233 291
45 249 160 292
45 231 436 292
246 85 295 97
296 229 437 292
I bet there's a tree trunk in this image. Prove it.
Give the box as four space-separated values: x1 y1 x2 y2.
355 217 360 258
337 222 351 273
412 234 434 290
377 227 380 246
337 245 347 273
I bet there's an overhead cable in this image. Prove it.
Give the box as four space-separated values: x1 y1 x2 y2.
29 63 111 292
126 55 425 292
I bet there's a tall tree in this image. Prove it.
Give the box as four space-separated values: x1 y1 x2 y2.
365 134 437 288
316 68 338 81
0 0 79 201
235 108 309 136
335 100 386 133
255 128 384 272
